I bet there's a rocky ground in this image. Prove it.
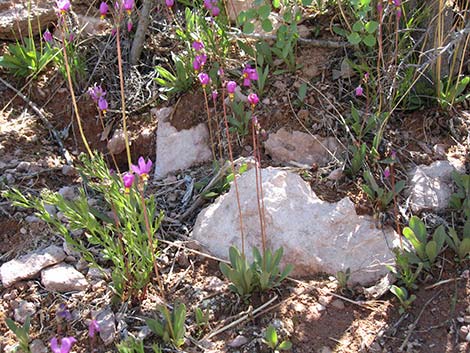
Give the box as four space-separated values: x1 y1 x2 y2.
1 0 470 352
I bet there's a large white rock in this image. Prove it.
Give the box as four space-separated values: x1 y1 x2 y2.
192 168 400 285
0 245 66 287
0 0 56 40
264 128 342 167
41 263 88 292
409 160 455 213
153 107 212 178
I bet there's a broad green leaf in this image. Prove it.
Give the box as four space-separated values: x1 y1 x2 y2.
362 34 376 47
365 21 379 33
352 21 364 32
258 4 271 19
425 240 437 264
278 340 293 350
262 19 273 32
243 22 255 34
347 32 361 45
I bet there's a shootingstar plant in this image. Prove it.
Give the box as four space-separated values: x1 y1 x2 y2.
248 93 259 107
43 30 53 43
166 0 174 7
355 85 364 97
99 2 109 19
193 54 207 72
131 157 153 181
242 65 258 87
192 41 204 51
123 173 135 193
123 0 134 14
227 81 237 100
88 320 100 338
50 337 76 353
198 73 210 87
56 0 71 14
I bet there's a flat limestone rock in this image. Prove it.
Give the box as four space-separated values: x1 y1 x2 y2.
0 0 56 40
0 245 66 287
192 168 400 285
153 107 212 178
264 128 342 167
41 263 88 292
409 160 455 213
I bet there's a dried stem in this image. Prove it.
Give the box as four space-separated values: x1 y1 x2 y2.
203 88 217 162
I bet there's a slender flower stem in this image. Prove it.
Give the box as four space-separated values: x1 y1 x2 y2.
390 163 402 249
213 97 224 161
203 89 217 161
222 88 245 255
376 6 383 112
138 186 165 299
98 110 121 174
115 25 132 171
61 39 93 157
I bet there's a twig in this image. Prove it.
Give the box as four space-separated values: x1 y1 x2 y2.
398 289 442 352
424 278 461 290
0 77 73 165
205 294 278 339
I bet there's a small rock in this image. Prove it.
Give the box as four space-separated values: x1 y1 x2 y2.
58 186 76 201
87 267 110 280
44 204 57 217
107 129 126 155
75 258 88 272
63 241 80 258
41 263 89 292
465 316 470 324
30 339 47 353
25 215 41 223
264 128 342 167
318 296 331 306
228 335 249 348
319 346 333 353
409 160 456 213
205 276 226 292
61 165 76 176
459 325 469 341
315 303 326 312
96 307 116 346
327 168 344 181
0 245 66 287
16 161 31 172
331 299 345 309
14 301 36 323
5 173 15 184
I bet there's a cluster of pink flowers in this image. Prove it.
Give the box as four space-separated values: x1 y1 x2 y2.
88 84 109 114
203 0 220 17
122 156 153 193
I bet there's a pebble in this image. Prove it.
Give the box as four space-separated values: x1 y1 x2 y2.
318 296 331 306
41 263 89 292
30 339 47 353
25 215 41 223
5 173 15 184
331 299 345 310
44 204 57 217
16 161 31 172
61 165 76 176
95 307 116 346
14 300 36 323
58 186 76 200
228 335 249 348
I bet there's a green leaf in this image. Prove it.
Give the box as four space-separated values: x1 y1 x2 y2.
278 340 293 350
265 325 278 347
347 32 361 45
262 19 274 32
352 21 364 32
362 34 376 47
333 26 348 37
459 238 470 259
243 22 255 34
298 83 307 101
365 21 379 33
301 0 312 5
258 4 271 20
273 0 281 8
425 240 437 264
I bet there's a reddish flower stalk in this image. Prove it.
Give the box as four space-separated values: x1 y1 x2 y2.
202 86 217 162
221 80 246 255
389 158 402 248
212 90 224 162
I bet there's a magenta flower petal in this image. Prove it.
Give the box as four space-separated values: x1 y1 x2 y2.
100 2 109 18
198 73 210 86
355 85 363 97
211 90 218 101
123 173 135 190
98 97 108 112
123 0 134 12
89 320 100 338
211 6 220 16
248 93 259 106
56 0 71 13
192 41 204 51
166 0 174 7
60 337 77 353
243 77 251 87
227 81 237 94
43 30 53 43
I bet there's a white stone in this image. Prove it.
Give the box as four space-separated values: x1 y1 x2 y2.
14 301 36 323
409 160 455 213
0 0 56 40
41 263 88 292
153 107 212 178
0 245 66 287
192 168 399 285
264 128 342 167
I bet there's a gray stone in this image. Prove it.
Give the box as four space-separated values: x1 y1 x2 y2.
61 165 76 176
192 168 400 285
14 300 36 323
408 160 455 213
95 307 116 346
228 335 249 348
58 186 76 201
0 0 56 40
264 128 342 167
30 339 47 353
0 245 66 287
107 129 126 155
41 263 88 292
16 161 31 172
153 107 212 179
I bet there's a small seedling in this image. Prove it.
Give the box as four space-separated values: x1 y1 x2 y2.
252 247 293 292
6 317 31 353
263 325 292 352
219 246 256 297
335 268 351 293
146 303 187 349
390 285 416 314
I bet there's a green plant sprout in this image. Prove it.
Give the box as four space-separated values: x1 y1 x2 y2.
390 285 416 315
263 325 292 352
146 303 187 349
6 317 31 353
